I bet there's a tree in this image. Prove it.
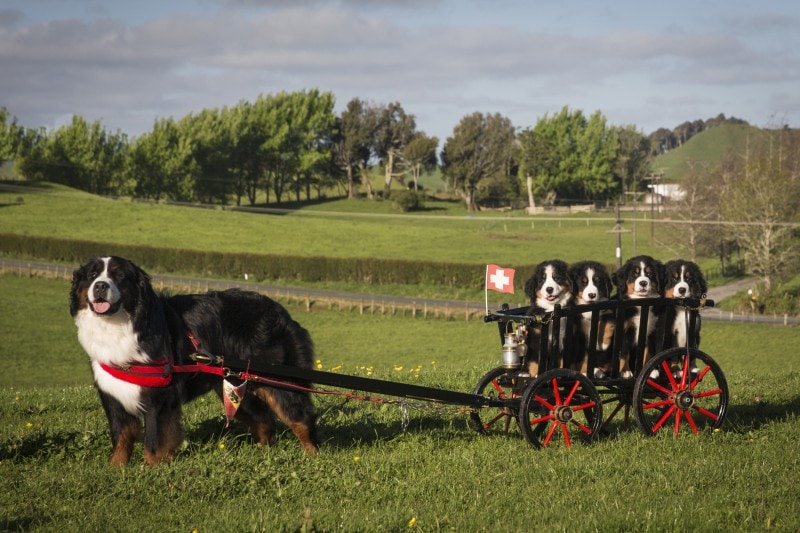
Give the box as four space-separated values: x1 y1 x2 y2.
519 107 619 206
441 112 516 211
517 128 556 211
575 111 619 203
332 98 378 199
399 133 438 191
716 128 800 290
130 117 197 202
0 107 22 161
613 125 652 201
374 102 416 196
180 108 233 204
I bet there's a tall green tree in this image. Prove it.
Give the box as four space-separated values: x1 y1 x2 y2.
613 125 652 201
180 108 233 204
374 102 416 196
441 112 516 211
333 98 378 199
399 132 438 191
130 117 197 201
520 106 619 206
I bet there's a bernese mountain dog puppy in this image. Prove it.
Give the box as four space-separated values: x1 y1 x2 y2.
660 259 708 377
614 255 664 378
523 259 574 376
71 256 319 465
569 260 615 378
662 259 708 348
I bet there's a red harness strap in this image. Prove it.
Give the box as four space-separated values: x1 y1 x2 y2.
99 332 224 387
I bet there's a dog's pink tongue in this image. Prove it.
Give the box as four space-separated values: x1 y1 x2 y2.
93 301 111 313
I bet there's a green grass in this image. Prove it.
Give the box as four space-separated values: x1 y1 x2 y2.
0 182 664 268
3 275 800 531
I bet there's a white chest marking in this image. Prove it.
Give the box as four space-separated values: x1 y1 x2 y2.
74 307 150 415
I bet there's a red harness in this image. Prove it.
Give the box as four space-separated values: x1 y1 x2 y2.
99 333 224 387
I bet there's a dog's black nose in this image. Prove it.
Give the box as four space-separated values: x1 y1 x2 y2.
678 287 687 295
639 280 648 288
546 286 554 294
587 292 597 299
93 281 109 298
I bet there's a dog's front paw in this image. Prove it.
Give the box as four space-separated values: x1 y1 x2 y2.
621 370 633 379
593 368 607 379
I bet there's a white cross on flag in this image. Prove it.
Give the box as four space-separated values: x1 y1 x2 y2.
485 264 515 294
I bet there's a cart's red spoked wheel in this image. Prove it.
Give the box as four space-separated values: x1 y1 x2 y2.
469 366 523 435
632 347 729 436
517 369 603 449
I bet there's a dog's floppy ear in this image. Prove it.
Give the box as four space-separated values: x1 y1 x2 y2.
613 263 627 293
554 260 573 293
599 265 613 297
523 273 537 301
652 258 665 294
695 263 709 296
69 262 90 317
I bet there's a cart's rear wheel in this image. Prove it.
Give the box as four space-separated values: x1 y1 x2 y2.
469 366 522 435
517 369 603 449
632 347 729 436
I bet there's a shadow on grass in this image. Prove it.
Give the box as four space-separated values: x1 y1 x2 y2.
186 400 478 452
724 396 800 433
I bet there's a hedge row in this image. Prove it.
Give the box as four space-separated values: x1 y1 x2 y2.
0 233 533 290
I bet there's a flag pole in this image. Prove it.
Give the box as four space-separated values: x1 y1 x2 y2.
484 264 489 316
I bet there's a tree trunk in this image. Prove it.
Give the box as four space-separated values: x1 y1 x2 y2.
526 175 536 212
383 150 395 196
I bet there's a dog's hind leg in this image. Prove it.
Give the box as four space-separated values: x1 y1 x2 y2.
253 387 319 455
235 394 278 447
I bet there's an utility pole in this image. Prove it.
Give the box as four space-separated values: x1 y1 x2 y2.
608 203 630 268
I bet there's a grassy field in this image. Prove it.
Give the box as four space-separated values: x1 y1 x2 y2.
0 182 669 267
2 275 800 531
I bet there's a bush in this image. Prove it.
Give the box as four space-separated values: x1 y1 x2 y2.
390 190 425 212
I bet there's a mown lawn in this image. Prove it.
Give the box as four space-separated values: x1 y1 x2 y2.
2 275 799 531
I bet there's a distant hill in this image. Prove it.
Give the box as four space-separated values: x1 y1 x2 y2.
651 123 763 183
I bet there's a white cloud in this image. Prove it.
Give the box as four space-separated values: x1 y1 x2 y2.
1 0 799 138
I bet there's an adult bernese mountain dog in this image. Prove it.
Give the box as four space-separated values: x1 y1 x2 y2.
614 255 664 378
569 260 615 378
523 259 574 376
70 256 319 465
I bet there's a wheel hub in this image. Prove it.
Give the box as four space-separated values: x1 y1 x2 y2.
675 390 694 409
555 405 574 423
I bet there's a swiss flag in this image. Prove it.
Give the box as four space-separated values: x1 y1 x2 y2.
486 264 515 294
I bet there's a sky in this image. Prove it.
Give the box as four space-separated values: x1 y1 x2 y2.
2 0 799 144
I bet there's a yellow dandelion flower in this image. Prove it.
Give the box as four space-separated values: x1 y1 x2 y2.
408 517 417 528
316 363 323 369
394 365 403 372
219 443 225 449
353 455 360 462
25 422 33 428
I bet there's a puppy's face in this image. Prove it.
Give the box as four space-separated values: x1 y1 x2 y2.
664 261 707 299
571 262 612 305
529 261 572 309
618 257 661 299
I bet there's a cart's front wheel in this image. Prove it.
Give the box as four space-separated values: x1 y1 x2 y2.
632 347 729 436
517 369 603 449
469 366 522 435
